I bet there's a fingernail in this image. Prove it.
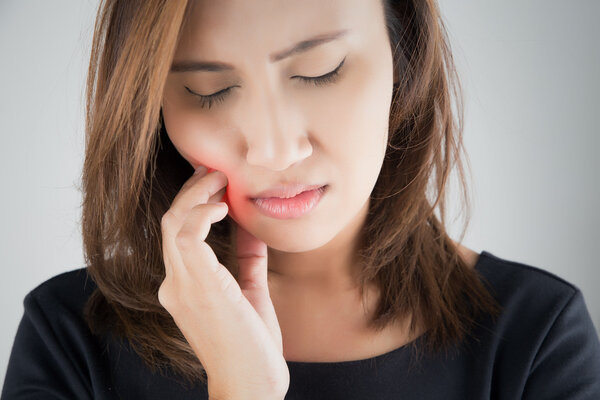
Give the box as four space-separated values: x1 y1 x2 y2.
193 165 208 175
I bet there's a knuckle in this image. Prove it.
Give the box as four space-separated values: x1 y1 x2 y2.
161 210 177 229
175 230 199 249
157 282 173 309
189 203 205 214
195 240 212 257
214 266 242 301
197 242 220 269
194 187 212 203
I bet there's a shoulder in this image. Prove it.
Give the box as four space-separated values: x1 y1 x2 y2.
4 269 118 399
473 251 597 356
24 267 96 318
471 251 600 396
18 267 101 363
475 250 579 309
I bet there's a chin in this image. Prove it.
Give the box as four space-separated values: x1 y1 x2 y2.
249 221 338 253
268 235 333 253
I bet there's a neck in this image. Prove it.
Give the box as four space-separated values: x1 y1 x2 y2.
266 198 370 297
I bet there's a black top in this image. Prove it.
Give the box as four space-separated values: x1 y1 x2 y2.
2 250 600 399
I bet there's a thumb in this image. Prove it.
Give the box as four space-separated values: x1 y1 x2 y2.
235 223 283 350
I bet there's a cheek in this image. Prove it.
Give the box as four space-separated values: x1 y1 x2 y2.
164 116 221 164
163 91 235 164
163 112 238 213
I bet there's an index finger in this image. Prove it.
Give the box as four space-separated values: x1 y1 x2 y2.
169 169 228 222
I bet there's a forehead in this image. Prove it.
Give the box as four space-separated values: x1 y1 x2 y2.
175 0 377 59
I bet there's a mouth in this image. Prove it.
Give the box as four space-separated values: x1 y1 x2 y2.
250 184 328 219
250 183 328 200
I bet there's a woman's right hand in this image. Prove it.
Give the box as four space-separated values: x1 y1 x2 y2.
158 166 289 400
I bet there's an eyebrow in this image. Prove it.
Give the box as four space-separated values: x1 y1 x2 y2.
170 28 350 73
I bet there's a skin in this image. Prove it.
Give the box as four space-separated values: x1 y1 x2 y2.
160 168 290 398
161 0 479 362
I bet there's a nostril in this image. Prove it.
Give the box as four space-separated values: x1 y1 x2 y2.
245 135 313 171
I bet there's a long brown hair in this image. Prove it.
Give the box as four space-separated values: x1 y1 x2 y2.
81 0 502 385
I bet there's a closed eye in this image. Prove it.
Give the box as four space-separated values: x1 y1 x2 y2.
186 56 347 110
292 56 346 86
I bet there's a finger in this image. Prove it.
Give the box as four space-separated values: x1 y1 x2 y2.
161 169 226 276
170 170 228 221
176 203 244 302
176 202 228 248
207 185 227 204
175 202 228 272
160 209 181 277
235 224 282 350
162 201 226 279
236 224 268 291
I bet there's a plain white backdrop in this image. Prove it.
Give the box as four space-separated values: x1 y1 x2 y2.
1 0 599 389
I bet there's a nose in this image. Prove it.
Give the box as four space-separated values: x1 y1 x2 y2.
244 84 313 171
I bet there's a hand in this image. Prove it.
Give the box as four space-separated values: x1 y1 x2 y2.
158 167 289 399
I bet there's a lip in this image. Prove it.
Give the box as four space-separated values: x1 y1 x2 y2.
250 185 328 219
250 183 327 199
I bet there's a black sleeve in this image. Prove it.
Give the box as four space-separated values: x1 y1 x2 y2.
523 289 600 399
1 292 93 400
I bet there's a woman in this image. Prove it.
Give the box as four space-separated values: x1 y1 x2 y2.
3 0 599 399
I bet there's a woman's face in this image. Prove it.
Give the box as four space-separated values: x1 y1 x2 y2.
161 0 394 252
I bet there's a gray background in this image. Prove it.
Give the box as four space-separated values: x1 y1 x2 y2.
1 0 599 389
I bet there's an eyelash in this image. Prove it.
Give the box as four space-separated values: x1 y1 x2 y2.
187 56 346 110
